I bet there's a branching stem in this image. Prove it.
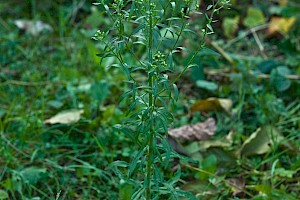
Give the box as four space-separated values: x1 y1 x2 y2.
146 1 154 198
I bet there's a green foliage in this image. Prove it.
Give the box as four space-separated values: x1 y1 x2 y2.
243 7 266 28
92 0 228 198
0 0 299 199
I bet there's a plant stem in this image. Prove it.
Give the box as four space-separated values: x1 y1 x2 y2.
146 131 154 199
146 1 153 199
146 73 153 199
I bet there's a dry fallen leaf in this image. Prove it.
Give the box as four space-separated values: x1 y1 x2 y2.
199 131 234 149
168 118 216 142
44 109 84 125
14 19 53 36
190 98 233 114
268 17 296 35
239 125 284 157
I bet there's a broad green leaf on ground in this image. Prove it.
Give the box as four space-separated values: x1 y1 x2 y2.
198 47 220 57
19 167 47 185
239 125 284 157
223 16 240 38
196 80 218 91
270 66 291 91
198 154 217 180
44 109 84 124
243 7 265 28
47 100 64 109
190 98 233 114
183 135 236 171
183 142 202 155
190 64 204 81
256 60 278 74
268 17 296 35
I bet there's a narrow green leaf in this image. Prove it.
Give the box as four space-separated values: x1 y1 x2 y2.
206 24 214 33
131 25 145 36
157 134 171 169
129 1 135 18
175 189 197 200
169 166 181 184
103 4 112 17
109 161 129 180
173 84 179 101
207 5 213 10
129 148 146 176
157 114 168 133
166 17 181 21
131 187 144 200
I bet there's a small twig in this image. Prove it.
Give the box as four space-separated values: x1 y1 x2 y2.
251 29 267 59
205 68 300 80
224 24 269 49
208 39 234 64
255 73 300 80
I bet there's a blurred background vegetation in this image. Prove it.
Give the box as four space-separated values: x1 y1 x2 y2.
0 0 299 199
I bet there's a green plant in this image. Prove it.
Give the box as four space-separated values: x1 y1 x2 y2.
92 0 229 199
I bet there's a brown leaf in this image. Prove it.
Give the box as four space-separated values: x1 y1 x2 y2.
168 118 216 142
227 176 246 197
190 98 233 114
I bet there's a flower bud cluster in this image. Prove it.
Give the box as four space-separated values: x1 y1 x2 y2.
153 51 167 69
92 30 106 41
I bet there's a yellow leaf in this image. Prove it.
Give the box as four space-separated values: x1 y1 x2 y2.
279 0 288 6
268 17 296 35
190 98 233 114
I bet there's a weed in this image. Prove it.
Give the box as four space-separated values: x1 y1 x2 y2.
92 0 229 198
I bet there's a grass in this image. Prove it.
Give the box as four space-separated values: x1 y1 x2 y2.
0 0 300 199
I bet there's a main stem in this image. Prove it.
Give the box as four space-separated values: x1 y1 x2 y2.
146 1 153 199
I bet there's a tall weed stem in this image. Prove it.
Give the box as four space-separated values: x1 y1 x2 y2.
92 0 229 198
